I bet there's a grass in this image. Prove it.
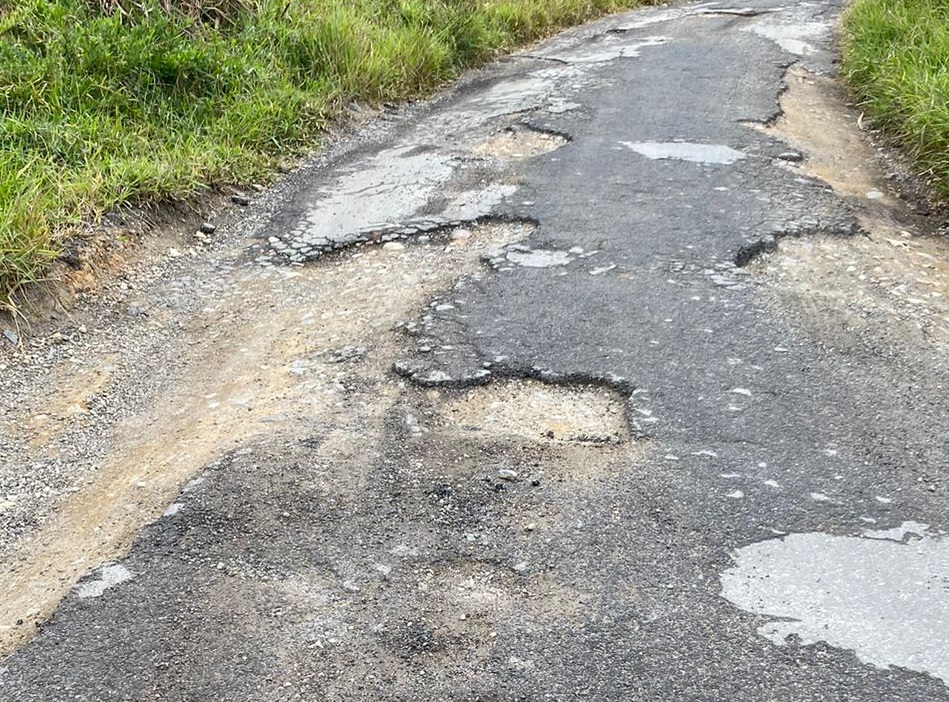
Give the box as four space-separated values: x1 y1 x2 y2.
841 0 949 198
0 0 654 308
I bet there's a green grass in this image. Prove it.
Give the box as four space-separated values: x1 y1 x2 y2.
841 0 949 198
0 0 653 308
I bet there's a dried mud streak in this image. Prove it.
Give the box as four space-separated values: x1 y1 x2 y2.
7 360 117 450
0 225 522 656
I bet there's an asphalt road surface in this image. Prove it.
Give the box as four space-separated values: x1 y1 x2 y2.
3 0 949 699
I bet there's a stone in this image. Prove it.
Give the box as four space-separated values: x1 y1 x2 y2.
327 346 368 363
231 194 250 206
498 469 518 481
382 242 405 252
777 151 804 163
199 222 216 234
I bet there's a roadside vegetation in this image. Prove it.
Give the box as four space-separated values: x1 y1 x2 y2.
0 0 655 308
841 0 949 198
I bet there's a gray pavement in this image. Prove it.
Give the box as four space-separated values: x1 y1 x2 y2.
3 0 949 699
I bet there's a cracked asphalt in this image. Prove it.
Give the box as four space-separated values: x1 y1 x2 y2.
3 0 949 699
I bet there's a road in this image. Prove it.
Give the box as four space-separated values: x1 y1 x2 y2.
2 0 949 699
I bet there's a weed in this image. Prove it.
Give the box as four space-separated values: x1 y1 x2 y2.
841 0 949 198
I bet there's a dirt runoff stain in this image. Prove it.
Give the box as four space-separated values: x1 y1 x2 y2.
0 222 524 656
721 522 949 686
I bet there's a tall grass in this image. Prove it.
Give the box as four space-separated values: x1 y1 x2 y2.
0 0 652 308
841 0 949 198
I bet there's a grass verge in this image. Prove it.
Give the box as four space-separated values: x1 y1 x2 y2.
0 0 653 308
841 0 949 198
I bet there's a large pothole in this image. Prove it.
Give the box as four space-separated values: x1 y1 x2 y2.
473 125 569 160
763 67 895 205
438 379 630 445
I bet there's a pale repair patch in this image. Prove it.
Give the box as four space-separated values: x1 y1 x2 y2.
544 36 670 64
721 523 949 685
163 502 185 517
621 141 746 165
744 17 831 56
75 564 133 599
505 249 573 268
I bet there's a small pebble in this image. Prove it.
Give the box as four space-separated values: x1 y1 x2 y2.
777 151 804 163
199 222 216 234
231 195 250 206
498 469 518 481
382 242 405 252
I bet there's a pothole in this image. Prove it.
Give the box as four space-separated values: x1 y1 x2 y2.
721 522 949 686
473 126 568 160
479 242 600 272
438 379 630 445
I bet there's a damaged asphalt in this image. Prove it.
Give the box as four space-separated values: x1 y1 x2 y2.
3 0 949 699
